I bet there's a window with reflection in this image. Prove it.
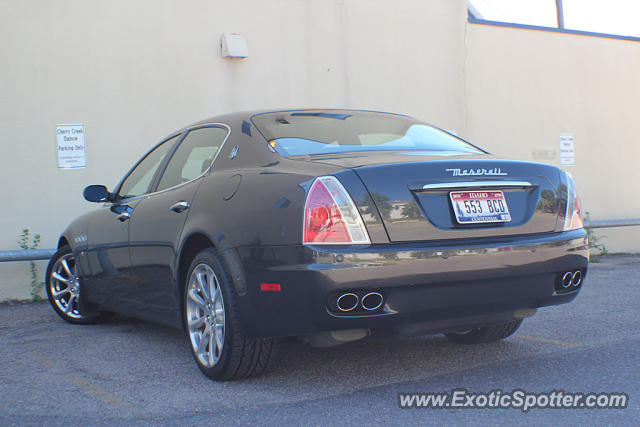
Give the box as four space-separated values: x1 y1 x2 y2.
156 127 228 192
118 135 179 199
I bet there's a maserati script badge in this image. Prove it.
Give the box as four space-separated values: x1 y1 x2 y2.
445 168 508 176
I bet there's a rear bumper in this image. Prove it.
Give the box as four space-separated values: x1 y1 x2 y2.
233 229 588 338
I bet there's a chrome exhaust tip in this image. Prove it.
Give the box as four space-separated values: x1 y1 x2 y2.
336 293 359 312
570 270 582 287
361 292 383 311
561 272 573 288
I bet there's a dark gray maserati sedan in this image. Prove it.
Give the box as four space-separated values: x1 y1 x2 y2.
46 109 588 380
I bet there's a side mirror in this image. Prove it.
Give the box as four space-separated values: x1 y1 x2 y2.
83 185 111 203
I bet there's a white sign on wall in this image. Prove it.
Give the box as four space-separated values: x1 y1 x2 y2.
56 124 86 169
559 134 575 166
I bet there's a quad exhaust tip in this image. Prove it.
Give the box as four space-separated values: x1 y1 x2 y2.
361 292 383 311
336 293 359 312
571 270 582 287
561 270 583 288
335 291 384 312
561 272 573 288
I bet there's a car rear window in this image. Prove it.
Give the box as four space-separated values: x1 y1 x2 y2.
251 111 484 156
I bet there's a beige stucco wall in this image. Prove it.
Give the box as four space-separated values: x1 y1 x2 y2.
464 22 640 253
0 0 637 300
0 0 466 300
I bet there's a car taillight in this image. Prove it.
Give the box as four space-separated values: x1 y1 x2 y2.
563 172 584 231
303 176 370 244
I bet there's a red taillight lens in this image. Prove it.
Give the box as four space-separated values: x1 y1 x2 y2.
304 181 350 243
303 177 370 244
309 204 330 233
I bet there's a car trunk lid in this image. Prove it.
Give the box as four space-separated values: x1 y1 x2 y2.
348 158 563 242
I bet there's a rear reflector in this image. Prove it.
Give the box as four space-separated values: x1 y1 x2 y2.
260 283 281 292
303 176 370 244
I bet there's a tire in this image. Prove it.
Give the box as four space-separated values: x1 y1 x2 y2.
444 319 523 344
46 246 102 325
184 248 279 381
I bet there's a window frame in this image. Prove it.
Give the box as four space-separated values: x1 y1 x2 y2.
112 123 231 203
152 123 231 194
468 1 640 43
113 132 183 202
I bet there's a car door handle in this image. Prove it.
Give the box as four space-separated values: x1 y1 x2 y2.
117 212 131 222
170 201 190 213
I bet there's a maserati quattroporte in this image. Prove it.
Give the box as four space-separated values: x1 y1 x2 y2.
46 109 588 380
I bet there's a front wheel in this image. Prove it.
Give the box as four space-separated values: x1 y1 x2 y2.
444 319 523 344
46 246 102 324
184 248 279 381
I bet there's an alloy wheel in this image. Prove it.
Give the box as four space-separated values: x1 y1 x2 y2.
48 253 84 319
186 263 226 368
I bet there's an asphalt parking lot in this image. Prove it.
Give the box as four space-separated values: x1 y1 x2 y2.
1 255 638 425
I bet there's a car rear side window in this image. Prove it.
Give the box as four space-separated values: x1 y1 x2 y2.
155 126 228 192
252 111 484 156
118 135 179 199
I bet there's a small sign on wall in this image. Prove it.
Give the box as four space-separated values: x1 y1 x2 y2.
559 134 575 166
56 124 86 169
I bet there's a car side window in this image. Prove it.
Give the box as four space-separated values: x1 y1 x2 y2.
155 126 228 192
118 135 179 199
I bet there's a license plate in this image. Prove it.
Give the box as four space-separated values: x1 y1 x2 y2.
449 191 511 224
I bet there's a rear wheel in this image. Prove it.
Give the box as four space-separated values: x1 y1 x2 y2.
184 248 279 381
444 319 523 344
46 246 101 324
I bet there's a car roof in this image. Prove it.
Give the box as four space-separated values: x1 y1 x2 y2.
185 108 412 130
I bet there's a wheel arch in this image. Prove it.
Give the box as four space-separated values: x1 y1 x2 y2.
176 231 248 330
58 236 70 249
177 233 217 317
